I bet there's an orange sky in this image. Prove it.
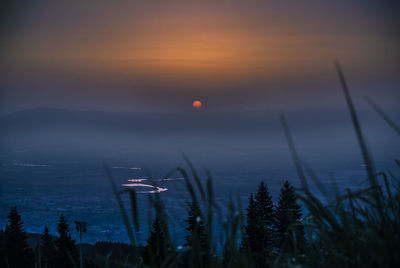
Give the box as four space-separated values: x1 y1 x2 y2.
1 0 399 112
6 1 397 82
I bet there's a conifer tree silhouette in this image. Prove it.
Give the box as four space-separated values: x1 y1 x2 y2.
254 181 275 251
244 194 261 252
244 182 275 266
144 216 171 267
184 200 209 266
275 181 306 256
41 225 56 268
54 215 79 268
3 206 34 268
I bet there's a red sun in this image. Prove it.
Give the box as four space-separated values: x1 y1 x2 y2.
192 100 202 109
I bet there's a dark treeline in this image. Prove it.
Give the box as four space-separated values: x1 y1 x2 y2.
241 181 305 266
0 180 304 268
0 206 144 268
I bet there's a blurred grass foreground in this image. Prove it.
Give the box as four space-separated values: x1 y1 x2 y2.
104 63 400 267
1 63 399 267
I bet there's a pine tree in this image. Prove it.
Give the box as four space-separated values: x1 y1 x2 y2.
3 206 34 268
184 200 209 266
144 216 171 267
244 182 275 256
41 225 56 268
244 194 263 252
54 215 79 268
275 181 306 257
243 195 268 267
254 181 275 251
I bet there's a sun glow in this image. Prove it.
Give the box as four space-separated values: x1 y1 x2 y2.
7 1 394 88
193 100 202 109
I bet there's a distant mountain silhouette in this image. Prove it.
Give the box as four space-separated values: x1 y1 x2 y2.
0 107 387 157
0 107 361 135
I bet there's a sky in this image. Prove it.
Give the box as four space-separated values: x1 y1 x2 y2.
0 0 399 114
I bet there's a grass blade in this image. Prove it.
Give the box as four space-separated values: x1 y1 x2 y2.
104 163 135 246
366 97 400 136
280 114 309 192
335 62 376 186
